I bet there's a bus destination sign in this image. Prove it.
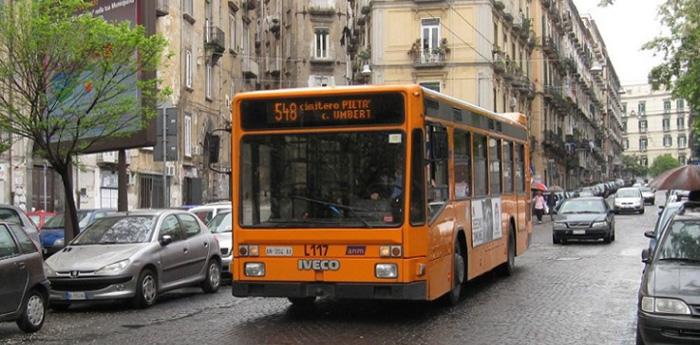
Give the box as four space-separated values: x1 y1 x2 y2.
240 92 404 130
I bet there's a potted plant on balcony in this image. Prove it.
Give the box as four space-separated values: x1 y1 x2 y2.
408 39 421 59
432 38 451 56
493 0 505 11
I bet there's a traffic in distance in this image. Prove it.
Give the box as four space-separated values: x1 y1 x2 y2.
1 86 699 345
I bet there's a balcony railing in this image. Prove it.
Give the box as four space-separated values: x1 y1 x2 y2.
242 57 259 78
413 51 446 68
205 26 226 54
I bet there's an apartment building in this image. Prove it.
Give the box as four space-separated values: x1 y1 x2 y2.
622 84 692 168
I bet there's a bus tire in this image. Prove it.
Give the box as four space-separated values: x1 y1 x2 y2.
444 240 465 306
500 225 516 276
288 297 316 307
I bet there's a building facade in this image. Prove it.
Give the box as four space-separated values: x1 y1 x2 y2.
622 84 693 169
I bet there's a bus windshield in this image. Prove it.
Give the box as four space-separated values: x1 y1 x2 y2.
240 131 405 228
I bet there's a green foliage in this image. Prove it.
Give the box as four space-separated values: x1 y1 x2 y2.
644 0 700 133
622 155 648 177
649 154 681 177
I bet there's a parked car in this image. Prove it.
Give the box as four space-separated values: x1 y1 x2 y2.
26 210 56 229
640 187 656 205
0 205 40 249
44 210 221 309
39 209 114 257
613 188 645 214
552 197 615 244
637 209 700 344
189 201 231 224
207 210 232 280
0 222 50 333
646 201 684 252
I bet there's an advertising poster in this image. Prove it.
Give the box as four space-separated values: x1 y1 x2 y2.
471 197 502 247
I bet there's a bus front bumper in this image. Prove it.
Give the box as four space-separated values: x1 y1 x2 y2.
232 281 427 300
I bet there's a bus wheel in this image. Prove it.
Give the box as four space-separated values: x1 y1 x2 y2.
500 226 516 276
288 297 316 307
445 241 465 306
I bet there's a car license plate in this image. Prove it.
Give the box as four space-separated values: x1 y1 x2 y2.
265 246 292 256
65 292 86 300
573 230 586 235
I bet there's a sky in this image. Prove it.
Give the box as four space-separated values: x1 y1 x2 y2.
573 0 665 86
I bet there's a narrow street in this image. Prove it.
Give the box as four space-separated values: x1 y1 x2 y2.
0 200 655 345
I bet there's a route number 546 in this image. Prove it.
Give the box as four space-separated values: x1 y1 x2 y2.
274 102 298 122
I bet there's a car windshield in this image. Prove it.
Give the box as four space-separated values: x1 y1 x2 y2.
43 211 90 229
558 199 606 214
72 216 155 245
240 131 405 228
616 189 640 198
208 212 232 233
657 220 700 262
0 208 21 224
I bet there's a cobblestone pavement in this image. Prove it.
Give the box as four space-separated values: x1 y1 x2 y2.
1 199 657 345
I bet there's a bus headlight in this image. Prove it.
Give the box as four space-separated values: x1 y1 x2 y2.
375 263 397 278
244 262 265 277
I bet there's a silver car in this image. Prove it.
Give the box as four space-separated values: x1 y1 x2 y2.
44 210 222 309
613 187 645 214
207 210 232 279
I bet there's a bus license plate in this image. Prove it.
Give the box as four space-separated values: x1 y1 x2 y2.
265 246 292 256
573 230 586 235
65 292 86 300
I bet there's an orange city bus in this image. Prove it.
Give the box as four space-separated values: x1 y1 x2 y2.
231 85 532 304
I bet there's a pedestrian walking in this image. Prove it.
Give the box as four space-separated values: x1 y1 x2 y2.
533 191 546 224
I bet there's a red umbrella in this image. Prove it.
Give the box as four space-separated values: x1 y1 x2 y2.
649 165 700 191
531 181 547 191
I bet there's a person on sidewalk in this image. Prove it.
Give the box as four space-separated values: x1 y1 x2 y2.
533 191 547 224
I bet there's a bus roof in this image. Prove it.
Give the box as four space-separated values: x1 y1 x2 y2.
233 84 528 129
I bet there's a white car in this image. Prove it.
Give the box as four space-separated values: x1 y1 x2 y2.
613 188 645 214
207 210 232 279
189 201 231 224
639 187 655 205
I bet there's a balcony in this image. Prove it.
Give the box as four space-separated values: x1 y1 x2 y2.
493 53 506 74
309 0 335 15
97 151 118 165
205 26 226 55
413 51 446 68
543 130 566 155
542 37 560 59
242 57 259 78
156 0 169 17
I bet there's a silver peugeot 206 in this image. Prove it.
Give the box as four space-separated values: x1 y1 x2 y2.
43 209 222 309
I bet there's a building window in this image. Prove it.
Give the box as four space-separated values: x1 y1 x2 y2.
663 118 671 131
184 114 192 157
623 139 629 150
678 135 687 148
622 121 627 133
229 13 238 53
100 170 118 209
638 101 646 115
309 75 334 87
206 64 212 100
664 99 671 113
677 99 685 110
185 49 192 89
640 157 648 167
677 116 685 129
679 154 687 165
663 135 672 147
640 138 648 150
419 81 440 92
242 21 250 55
639 120 647 132
313 28 330 59
183 0 193 18
622 102 627 114
421 18 440 58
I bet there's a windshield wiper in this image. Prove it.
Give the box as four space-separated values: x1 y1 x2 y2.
290 195 372 228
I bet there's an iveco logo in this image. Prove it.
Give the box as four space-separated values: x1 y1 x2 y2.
298 259 340 271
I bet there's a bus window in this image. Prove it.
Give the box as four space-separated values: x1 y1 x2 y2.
489 137 502 195
514 144 525 194
426 124 449 218
410 129 426 225
503 141 514 194
473 133 488 196
454 129 472 199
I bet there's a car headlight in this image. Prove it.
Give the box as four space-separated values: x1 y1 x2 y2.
54 238 65 247
553 222 567 230
43 262 56 276
641 296 691 315
592 221 608 228
95 259 130 275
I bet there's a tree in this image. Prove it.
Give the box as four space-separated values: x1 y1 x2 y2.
0 1 168 241
649 154 681 177
643 0 700 133
622 155 648 177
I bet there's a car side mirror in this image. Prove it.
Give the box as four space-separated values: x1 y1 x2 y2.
641 248 651 263
658 205 665 210
160 234 173 246
644 231 655 239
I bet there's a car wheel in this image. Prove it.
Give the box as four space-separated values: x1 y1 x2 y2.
16 289 47 333
640 208 645 215
132 268 158 309
603 232 612 244
201 259 221 293
611 228 616 242
288 297 316 307
636 324 645 345
444 240 466 306
561 237 567 245
552 233 559 244
49 302 71 311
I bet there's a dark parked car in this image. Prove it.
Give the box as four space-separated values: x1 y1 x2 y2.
646 201 684 251
0 222 50 333
552 197 615 244
39 209 114 257
638 209 700 344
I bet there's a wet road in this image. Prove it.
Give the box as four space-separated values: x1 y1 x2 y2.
1 198 657 345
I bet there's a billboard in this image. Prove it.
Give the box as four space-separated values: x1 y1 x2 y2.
471 197 503 247
50 0 157 154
